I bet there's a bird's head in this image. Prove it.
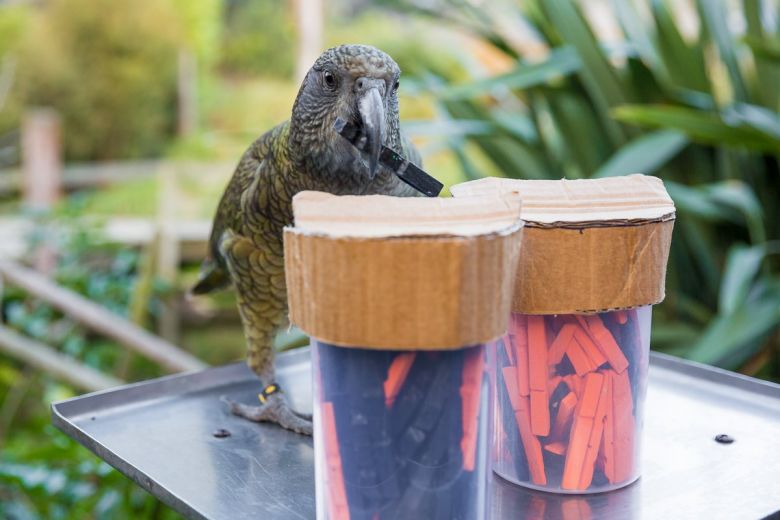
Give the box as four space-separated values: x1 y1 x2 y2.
290 44 402 180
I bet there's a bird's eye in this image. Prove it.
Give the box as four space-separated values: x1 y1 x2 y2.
323 71 336 89
393 80 400 92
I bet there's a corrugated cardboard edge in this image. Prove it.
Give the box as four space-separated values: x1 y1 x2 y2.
515 218 674 314
284 223 524 350
451 175 676 314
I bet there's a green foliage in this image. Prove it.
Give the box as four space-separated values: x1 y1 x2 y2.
171 0 223 68
1 0 222 161
0 5 28 56
0 421 182 519
385 0 780 380
0 206 179 518
328 9 469 82
219 0 295 78
10 0 181 160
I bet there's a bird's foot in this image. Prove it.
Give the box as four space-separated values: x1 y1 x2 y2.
221 384 313 436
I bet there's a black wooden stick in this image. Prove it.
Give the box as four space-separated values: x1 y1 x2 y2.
334 117 444 198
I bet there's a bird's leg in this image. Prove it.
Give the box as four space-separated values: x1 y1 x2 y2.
220 232 313 435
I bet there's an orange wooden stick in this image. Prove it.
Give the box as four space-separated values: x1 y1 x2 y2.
511 315 531 396
550 391 578 441
383 352 416 408
565 335 595 376
548 375 562 394
573 327 607 369
548 323 576 366
578 370 610 489
563 374 583 399
527 316 550 436
322 401 350 520
460 347 484 471
544 441 566 456
585 315 629 373
600 370 616 483
502 366 522 410
515 343 531 397
612 370 635 482
530 390 550 436
562 372 603 490
528 316 548 391
511 313 528 335
515 396 547 486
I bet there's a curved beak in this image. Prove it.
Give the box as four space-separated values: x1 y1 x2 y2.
357 85 386 179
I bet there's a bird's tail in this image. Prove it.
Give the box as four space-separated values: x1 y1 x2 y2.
191 258 230 295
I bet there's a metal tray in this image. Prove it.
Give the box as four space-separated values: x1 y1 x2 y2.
52 349 780 520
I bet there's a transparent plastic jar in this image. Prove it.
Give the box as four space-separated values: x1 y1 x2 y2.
313 340 491 520
490 307 651 494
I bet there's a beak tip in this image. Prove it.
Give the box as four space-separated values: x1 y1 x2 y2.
368 158 379 180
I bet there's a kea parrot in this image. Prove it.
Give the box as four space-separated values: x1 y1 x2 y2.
193 45 422 435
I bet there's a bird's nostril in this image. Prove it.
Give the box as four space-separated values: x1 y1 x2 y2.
356 78 365 90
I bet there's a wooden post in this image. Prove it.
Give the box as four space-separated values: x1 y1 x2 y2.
22 109 62 273
156 165 181 344
293 0 324 82
177 49 198 137
22 109 62 211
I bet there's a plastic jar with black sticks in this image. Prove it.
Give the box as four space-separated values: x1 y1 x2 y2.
452 175 675 494
284 191 524 519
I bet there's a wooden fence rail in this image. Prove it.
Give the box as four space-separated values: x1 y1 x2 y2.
0 260 207 373
0 159 232 196
0 324 123 392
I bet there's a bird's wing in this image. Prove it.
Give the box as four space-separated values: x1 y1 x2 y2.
192 122 288 295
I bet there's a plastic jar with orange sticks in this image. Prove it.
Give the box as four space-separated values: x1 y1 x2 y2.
284 191 524 518
452 175 675 494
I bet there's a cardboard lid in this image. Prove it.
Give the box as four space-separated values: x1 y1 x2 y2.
284 191 524 350
450 175 676 314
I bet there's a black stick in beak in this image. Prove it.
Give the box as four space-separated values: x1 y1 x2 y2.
334 118 443 197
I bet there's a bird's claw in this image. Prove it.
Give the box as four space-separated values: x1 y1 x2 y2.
221 393 313 436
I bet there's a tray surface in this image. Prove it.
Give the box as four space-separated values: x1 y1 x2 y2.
52 349 780 520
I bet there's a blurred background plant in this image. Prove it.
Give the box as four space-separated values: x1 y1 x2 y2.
0 0 778 517
381 0 780 379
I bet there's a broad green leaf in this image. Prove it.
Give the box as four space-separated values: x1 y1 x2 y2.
726 102 780 140
665 181 739 223
743 0 763 39
744 35 780 61
442 98 555 178
651 0 710 92
612 0 663 71
593 129 687 177
613 104 780 152
686 282 780 367
437 46 581 100
719 243 773 314
666 180 765 242
697 0 748 101
402 119 495 137
542 0 628 145
679 217 721 302
490 110 538 143
704 181 766 243
651 322 700 348
545 90 606 177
